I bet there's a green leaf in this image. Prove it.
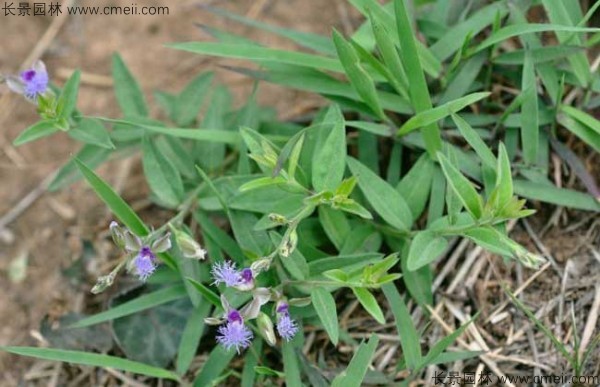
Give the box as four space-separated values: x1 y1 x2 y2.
282 342 302 387
347 157 412 231
520 52 538 164
310 287 339 345
308 253 383 275
312 105 346 192
407 231 448 271
174 72 213 126
352 288 385 324
193 345 236 387
495 143 513 208
13 120 59 146
186 278 222 309
494 46 584 65
318 206 350 250
542 0 590 87
463 227 513 257
112 294 192 367
242 340 263 387
56 70 81 120
513 180 600 211
476 24 600 53
0 347 179 380
142 137 184 207
332 30 385 118
430 1 508 61
75 159 148 236
561 105 600 136
397 153 434 219
393 0 441 155
420 313 479 368
68 118 115 149
112 53 148 117
143 124 240 144
331 334 379 387
369 11 408 98
557 114 600 153
451 114 496 169
170 42 342 72
398 92 490 135
49 145 111 191
70 285 187 328
206 6 334 54
382 283 422 369
437 152 483 219
176 302 212 375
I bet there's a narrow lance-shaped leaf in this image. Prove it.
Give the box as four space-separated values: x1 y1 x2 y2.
142 137 184 208
332 29 385 118
310 287 339 345
75 159 148 236
398 92 490 135
451 113 496 170
394 0 442 156
13 120 59 146
407 231 449 272
56 70 81 121
520 52 538 165
0 347 180 381
352 287 385 324
112 53 148 117
437 152 484 219
331 334 380 387
312 105 346 192
347 157 413 230
382 283 422 369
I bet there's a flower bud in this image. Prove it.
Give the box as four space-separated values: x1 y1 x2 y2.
109 221 126 249
91 272 116 294
257 312 277 346
204 317 225 326
123 231 142 252
268 213 287 225
174 230 206 260
250 258 272 275
288 297 312 307
279 229 298 258
151 232 172 253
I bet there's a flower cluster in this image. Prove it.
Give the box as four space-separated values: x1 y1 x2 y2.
6 60 49 101
207 261 299 353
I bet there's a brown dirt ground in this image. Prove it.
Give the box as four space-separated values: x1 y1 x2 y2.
0 0 349 383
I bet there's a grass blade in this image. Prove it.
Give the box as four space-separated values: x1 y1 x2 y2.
0 347 179 381
71 285 187 328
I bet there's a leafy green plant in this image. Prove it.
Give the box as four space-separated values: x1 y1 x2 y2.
2 0 600 385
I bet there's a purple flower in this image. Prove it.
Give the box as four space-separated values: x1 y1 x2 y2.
7 61 49 100
133 246 157 281
276 302 298 341
216 309 253 353
211 261 241 287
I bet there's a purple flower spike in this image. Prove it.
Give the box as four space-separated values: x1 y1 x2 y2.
227 309 243 324
241 268 253 283
276 303 289 314
7 61 49 100
276 313 298 341
216 316 253 353
133 246 157 281
211 261 241 287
